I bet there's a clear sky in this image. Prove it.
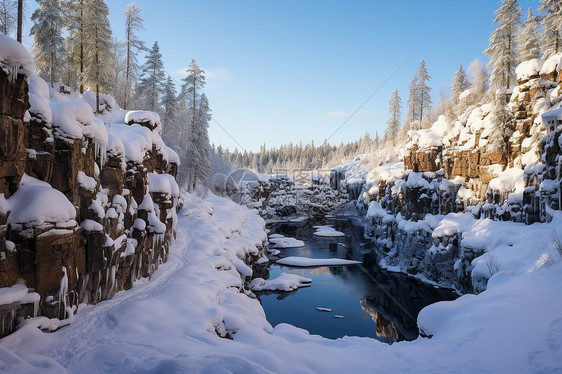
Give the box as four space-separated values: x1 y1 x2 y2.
27 0 539 152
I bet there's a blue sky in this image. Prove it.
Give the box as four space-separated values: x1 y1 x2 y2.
28 0 539 151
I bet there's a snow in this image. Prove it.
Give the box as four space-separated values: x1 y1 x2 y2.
312 226 345 237
80 219 103 232
515 58 543 81
408 115 449 149
0 194 561 373
49 101 108 147
77 171 96 192
249 273 312 292
276 256 360 266
487 167 525 193
165 146 180 165
268 236 305 249
539 52 562 75
366 201 389 218
0 34 34 82
27 75 53 123
148 173 179 199
315 307 333 312
124 110 161 129
7 176 76 228
0 284 28 306
106 123 165 164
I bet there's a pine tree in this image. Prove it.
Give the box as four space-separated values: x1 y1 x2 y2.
135 41 165 112
451 65 469 106
517 8 540 63
415 60 432 127
539 0 562 57
485 0 522 92
83 0 112 113
180 59 210 191
30 0 65 86
488 91 511 152
0 0 17 36
160 75 179 138
123 3 145 109
384 89 401 146
406 73 419 124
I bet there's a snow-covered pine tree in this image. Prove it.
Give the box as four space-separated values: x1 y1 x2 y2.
487 91 511 152
451 65 469 112
517 7 540 63
83 0 112 113
467 58 488 105
539 0 562 58
160 75 179 142
384 89 401 146
406 72 419 128
30 0 65 86
135 41 165 112
0 0 16 36
415 60 432 127
110 38 126 105
485 0 522 91
180 59 210 191
123 3 145 109
63 0 87 92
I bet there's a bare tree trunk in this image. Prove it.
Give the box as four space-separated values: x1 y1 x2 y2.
16 0 22 42
79 0 84 94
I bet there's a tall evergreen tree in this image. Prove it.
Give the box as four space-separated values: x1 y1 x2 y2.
406 73 419 123
30 0 65 86
123 3 145 109
64 0 87 93
488 91 511 152
180 59 210 191
384 89 401 146
16 0 21 42
467 58 488 104
485 0 522 91
451 65 469 106
160 75 179 138
83 0 112 112
0 0 16 36
135 41 165 111
539 0 562 57
517 7 540 63
415 60 432 126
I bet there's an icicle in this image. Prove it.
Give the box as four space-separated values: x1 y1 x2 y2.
57 266 68 319
10 64 20 84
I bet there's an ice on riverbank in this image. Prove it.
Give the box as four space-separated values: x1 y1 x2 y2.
276 256 361 267
312 225 345 237
250 273 312 292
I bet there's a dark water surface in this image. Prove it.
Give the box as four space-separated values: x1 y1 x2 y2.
259 220 458 343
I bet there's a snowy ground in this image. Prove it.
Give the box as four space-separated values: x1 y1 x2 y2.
1 193 561 373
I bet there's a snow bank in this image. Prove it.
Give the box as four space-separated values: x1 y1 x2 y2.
487 167 525 193
249 273 312 291
50 101 108 146
539 52 562 75
125 111 161 130
276 256 360 266
0 284 29 305
27 75 52 123
7 176 76 228
515 58 543 81
106 123 165 163
408 115 449 149
0 34 34 82
148 173 179 199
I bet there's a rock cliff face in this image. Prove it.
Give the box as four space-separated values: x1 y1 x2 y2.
0 61 179 336
351 55 562 293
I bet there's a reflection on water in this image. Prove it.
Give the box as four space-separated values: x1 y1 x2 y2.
259 220 458 343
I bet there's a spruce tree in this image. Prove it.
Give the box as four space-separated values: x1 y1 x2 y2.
539 0 562 57
123 3 145 109
451 65 469 107
64 0 87 93
485 0 522 91
406 73 419 125
136 41 165 112
517 7 540 63
384 89 401 146
83 0 112 113
161 75 179 139
415 60 432 127
30 0 65 86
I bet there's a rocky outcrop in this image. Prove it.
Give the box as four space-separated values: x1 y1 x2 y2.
0 62 180 337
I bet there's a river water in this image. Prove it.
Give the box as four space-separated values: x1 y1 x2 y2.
259 219 458 343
